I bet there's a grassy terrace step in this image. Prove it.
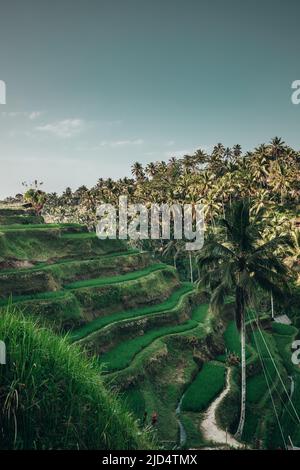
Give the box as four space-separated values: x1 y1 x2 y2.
0 263 171 305
64 263 167 289
0 229 128 262
0 250 151 298
60 232 98 239
181 361 226 412
71 283 194 341
0 214 44 225
0 266 179 331
241 327 290 444
0 249 140 275
80 289 198 354
0 222 84 232
216 320 253 362
106 305 212 388
99 304 209 373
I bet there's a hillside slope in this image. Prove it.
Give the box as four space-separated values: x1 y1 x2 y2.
0 304 153 450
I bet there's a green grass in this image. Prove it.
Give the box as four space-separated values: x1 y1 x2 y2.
0 214 44 225
0 222 82 231
217 320 252 361
123 387 146 420
0 249 140 275
99 304 208 372
70 283 194 341
271 322 298 336
224 321 241 355
0 227 128 263
0 289 68 306
0 304 153 450
180 413 205 449
0 264 173 306
0 250 148 299
65 263 170 289
61 232 97 239
246 358 278 403
181 361 226 412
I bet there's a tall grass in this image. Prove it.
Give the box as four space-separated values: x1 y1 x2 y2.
0 305 153 449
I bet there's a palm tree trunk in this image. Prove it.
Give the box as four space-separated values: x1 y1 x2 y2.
235 289 246 440
188 251 193 283
271 291 274 319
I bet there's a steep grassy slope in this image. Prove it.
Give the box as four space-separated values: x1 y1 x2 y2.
0 305 153 450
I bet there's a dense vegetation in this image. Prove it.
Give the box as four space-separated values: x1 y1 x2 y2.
0 137 299 450
0 305 153 450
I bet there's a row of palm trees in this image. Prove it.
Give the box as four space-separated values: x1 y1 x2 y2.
44 137 299 229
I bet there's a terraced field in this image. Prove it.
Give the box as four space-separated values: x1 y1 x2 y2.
3 206 296 449
0 206 224 447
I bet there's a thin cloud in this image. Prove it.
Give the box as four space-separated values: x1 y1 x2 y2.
97 139 144 148
1 111 43 120
165 140 175 146
36 119 85 138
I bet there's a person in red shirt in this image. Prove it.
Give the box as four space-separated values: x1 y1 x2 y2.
151 411 158 426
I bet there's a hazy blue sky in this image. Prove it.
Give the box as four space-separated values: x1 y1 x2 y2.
1 0 300 197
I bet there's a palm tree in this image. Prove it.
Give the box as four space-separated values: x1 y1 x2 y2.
194 149 208 168
197 200 292 439
145 162 157 178
270 136 285 161
131 162 145 181
182 154 197 174
232 144 242 160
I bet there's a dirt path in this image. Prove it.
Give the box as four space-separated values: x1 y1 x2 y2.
200 368 243 449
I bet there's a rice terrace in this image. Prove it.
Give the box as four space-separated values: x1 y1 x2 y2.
0 137 299 451
1 0 300 458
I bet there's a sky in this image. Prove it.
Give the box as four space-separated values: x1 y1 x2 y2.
1 0 300 198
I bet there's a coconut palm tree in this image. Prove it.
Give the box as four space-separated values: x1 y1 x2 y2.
182 154 197 174
145 162 157 178
131 162 145 181
197 200 292 440
232 144 242 161
270 136 285 161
